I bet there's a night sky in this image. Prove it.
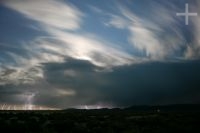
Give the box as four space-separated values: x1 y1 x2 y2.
0 0 200 109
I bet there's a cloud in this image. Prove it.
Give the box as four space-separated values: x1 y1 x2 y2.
34 29 136 67
89 5 104 14
55 88 76 97
2 59 199 108
0 66 43 85
106 2 186 60
105 14 128 29
4 0 83 30
1 0 140 86
187 1 200 59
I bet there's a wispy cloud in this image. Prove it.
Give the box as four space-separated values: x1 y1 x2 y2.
89 5 104 14
187 1 200 59
0 66 43 85
106 2 186 60
105 14 129 29
4 0 83 30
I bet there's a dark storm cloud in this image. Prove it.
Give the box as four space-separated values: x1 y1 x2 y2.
104 61 200 106
0 84 35 104
40 58 107 108
34 59 200 108
0 58 200 108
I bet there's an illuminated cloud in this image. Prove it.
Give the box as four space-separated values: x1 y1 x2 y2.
0 66 43 85
106 2 186 59
55 89 76 97
4 0 83 30
105 14 129 29
187 1 200 59
31 30 136 67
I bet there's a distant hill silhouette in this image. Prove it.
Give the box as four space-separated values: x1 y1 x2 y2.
125 104 200 112
63 104 200 112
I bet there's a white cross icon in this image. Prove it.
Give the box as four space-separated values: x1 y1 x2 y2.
176 3 198 25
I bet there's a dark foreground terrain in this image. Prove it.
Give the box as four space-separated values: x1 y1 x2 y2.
0 105 200 133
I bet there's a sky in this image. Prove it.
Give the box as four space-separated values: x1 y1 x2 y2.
0 0 200 109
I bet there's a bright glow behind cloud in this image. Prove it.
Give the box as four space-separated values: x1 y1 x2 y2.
1 0 138 85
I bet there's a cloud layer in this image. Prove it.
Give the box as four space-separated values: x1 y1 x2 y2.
0 0 200 108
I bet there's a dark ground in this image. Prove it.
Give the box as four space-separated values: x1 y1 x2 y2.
0 106 200 133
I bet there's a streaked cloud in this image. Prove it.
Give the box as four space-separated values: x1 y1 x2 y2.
106 2 186 59
187 1 200 59
105 14 129 29
4 0 83 30
55 89 76 97
2 1 136 66
0 66 43 85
